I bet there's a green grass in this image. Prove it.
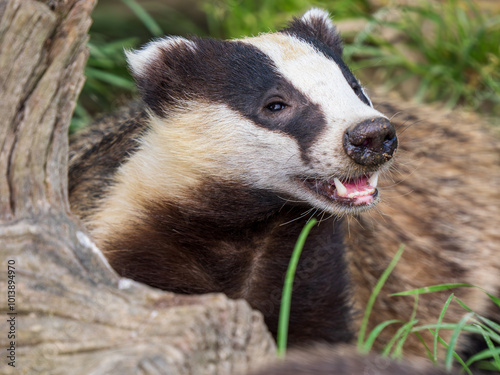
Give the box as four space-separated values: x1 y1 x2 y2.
71 35 138 132
276 218 317 358
74 0 500 131
202 0 371 39
121 0 164 37
277 230 500 372
357 244 406 352
71 0 203 132
344 0 500 116
72 0 370 131
391 284 500 372
355 259 500 373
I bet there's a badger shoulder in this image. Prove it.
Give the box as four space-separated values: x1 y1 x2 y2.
346 92 500 355
69 102 148 220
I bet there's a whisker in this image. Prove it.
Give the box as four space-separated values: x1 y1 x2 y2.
318 209 327 225
349 214 364 230
279 208 315 226
277 195 308 204
389 111 403 121
307 209 319 223
398 120 422 137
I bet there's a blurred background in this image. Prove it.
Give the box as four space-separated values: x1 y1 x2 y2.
72 0 500 132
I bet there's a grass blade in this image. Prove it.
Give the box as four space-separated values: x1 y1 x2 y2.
276 218 317 358
445 312 474 371
362 320 403 353
382 321 415 357
85 67 136 90
429 328 473 375
466 347 500 367
415 332 435 363
454 296 473 312
434 293 455 362
477 325 500 369
358 245 405 350
392 295 420 358
391 283 474 296
121 0 164 37
487 292 500 308
476 316 500 336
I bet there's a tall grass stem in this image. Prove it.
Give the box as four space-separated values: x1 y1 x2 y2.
357 244 405 351
276 218 317 358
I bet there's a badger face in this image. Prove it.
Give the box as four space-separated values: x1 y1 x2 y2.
125 8 397 217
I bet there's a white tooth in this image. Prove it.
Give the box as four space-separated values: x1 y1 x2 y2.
368 172 379 188
333 178 347 197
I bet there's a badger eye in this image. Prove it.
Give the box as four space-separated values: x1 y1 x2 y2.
265 102 287 112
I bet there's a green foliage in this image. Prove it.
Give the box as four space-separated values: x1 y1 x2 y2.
278 231 500 371
345 0 500 115
276 218 317 358
121 0 164 37
71 36 138 132
73 0 371 131
74 0 499 131
358 263 500 373
202 0 370 39
202 0 308 39
358 244 406 352
71 0 202 132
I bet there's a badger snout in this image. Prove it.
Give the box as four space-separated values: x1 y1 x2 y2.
343 117 398 167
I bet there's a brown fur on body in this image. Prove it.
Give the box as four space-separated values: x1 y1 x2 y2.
347 92 500 356
249 344 456 375
69 90 500 357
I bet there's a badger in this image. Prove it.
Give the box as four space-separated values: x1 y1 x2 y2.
70 8 500 359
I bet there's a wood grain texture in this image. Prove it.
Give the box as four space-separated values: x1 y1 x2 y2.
0 1 276 373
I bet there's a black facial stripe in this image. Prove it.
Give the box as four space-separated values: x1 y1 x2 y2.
138 37 326 163
218 41 327 163
280 16 344 56
246 99 325 164
281 30 371 107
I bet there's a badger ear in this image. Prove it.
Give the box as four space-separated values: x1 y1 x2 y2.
282 8 343 56
125 37 197 116
125 36 196 79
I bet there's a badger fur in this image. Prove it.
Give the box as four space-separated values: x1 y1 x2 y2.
70 9 500 358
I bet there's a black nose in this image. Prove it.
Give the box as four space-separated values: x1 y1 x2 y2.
343 118 398 166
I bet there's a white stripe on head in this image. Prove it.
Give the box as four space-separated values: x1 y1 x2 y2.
242 33 381 124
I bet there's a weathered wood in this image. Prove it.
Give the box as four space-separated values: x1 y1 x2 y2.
0 1 276 373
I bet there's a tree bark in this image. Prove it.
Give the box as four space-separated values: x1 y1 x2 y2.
0 1 276 374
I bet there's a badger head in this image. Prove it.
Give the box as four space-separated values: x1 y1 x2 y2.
125 8 397 217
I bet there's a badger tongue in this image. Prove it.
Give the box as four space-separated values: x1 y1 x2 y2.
302 173 378 207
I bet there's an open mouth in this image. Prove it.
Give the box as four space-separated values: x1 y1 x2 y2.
301 172 379 207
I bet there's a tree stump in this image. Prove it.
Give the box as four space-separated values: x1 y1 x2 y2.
0 1 276 374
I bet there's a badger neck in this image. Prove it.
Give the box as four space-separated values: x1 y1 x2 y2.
97 160 345 247
97 175 352 345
